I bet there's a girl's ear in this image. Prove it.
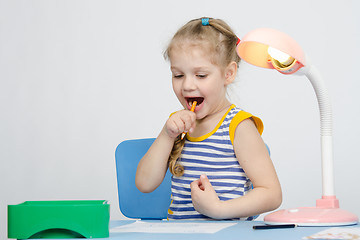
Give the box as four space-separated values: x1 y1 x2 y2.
224 61 237 86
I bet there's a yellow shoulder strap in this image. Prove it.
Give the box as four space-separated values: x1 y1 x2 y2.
229 111 264 145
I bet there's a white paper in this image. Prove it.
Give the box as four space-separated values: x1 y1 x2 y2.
303 227 360 239
111 220 237 234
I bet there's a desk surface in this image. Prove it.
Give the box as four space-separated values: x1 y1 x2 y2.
101 220 358 240
29 220 358 240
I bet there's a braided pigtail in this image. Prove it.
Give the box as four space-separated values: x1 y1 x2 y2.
168 135 186 177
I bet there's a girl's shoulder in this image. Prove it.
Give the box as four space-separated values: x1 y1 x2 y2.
228 106 264 145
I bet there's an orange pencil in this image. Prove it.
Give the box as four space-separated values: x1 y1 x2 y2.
181 101 197 140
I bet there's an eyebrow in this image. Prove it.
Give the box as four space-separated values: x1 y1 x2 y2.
170 66 210 72
193 67 210 72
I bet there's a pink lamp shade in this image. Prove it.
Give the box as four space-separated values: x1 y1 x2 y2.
237 28 306 74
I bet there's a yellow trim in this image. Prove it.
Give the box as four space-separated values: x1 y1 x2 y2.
251 116 264 135
187 105 235 142
229 111 264 145
167 198 173 220
169 111 177 118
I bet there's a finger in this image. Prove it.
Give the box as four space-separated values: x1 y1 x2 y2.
188 112 196 126
173 118 185 134
181 114 195 132
199 174 212 189
190 179 200 189
189 121 197 134
191 177 205 191
166 120 181 138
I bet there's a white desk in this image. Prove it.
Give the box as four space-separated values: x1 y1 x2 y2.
102 220 358 240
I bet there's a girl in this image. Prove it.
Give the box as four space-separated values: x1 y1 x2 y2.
135 17 282 220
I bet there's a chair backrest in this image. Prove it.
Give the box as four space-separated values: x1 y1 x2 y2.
115 138 172 220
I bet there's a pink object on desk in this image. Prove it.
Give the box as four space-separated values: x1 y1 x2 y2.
237 28 358 226
265 196 358 226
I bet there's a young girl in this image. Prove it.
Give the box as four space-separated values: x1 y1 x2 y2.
135 17 282 220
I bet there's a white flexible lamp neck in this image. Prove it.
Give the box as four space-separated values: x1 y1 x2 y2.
302 63 335 197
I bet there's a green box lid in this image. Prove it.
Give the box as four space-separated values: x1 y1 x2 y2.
8 200 110 239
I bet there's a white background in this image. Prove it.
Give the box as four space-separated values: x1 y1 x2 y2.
1 0 359 238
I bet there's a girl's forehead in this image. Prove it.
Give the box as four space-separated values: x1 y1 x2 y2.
170 49 214 68
169 41 219 65
172 39 206 51
172 44 207 57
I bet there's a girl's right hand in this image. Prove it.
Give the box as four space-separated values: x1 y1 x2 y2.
164 110 196 139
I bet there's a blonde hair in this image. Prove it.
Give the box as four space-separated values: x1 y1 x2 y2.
165 17 241 177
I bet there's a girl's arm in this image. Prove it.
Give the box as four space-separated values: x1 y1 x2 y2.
135 127 175 193
135 110 196 193
191 119 282 219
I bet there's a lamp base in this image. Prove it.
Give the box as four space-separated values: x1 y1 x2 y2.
265 207 358 226
264 196 358 226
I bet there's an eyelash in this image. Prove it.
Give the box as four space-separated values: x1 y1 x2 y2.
197 74 207 78
173 74 207 79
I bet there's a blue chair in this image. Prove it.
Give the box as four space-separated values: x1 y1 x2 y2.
115 138 270 220
115 138 172 220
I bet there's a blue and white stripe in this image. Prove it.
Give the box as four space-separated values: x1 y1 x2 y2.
168 106 256 221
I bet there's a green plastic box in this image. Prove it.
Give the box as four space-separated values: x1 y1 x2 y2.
8 200 110 239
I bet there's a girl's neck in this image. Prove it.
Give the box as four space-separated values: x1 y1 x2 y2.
198 101 232 123
191 100 232 138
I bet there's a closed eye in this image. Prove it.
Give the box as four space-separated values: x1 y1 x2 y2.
173 74 184 79
197 74 207 79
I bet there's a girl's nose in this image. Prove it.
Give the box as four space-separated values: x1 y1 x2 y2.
182 76 196 91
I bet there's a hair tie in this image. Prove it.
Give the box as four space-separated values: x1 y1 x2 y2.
236 37 241 45
201 18 210 26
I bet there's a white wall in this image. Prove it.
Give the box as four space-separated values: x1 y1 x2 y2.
1 0 359 238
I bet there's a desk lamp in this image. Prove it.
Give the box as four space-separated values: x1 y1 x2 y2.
236 28 358 226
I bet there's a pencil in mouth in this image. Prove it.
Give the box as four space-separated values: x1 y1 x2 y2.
190 101 197 112
186 97 204 108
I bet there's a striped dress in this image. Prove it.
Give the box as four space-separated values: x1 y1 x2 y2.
167 105 263 220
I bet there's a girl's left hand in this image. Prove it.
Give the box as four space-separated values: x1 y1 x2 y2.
190 174 222 219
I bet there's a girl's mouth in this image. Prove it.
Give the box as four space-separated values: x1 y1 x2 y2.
185 97 204 109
